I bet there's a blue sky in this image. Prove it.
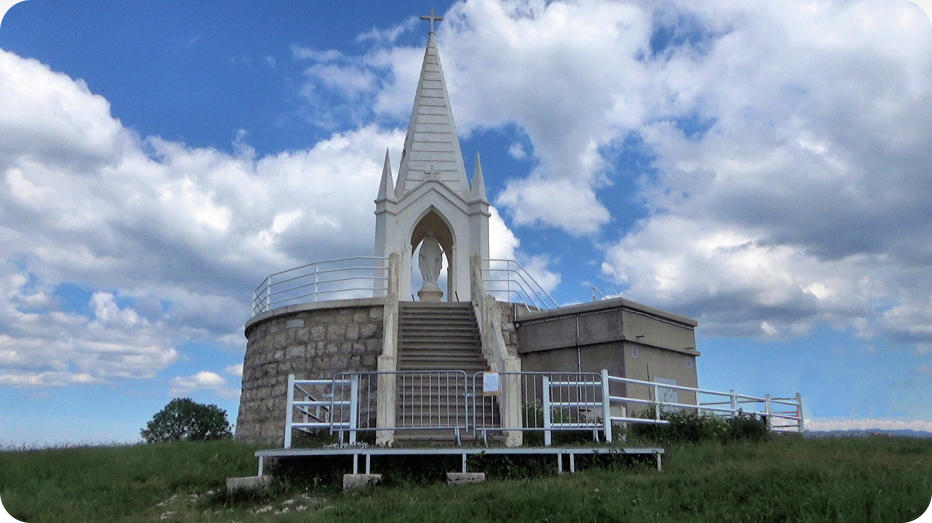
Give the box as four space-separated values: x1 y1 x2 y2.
0 0 930 446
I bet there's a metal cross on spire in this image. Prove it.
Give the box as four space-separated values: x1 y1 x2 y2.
420 7 443 34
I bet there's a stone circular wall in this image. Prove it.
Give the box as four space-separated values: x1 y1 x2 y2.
234 299 384 444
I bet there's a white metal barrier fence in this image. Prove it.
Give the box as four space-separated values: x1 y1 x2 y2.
283 370 804 447
284 371 469 448
481 258 559 312
253 256 388 315
470 371 606 444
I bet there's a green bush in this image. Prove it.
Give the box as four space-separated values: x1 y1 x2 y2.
140 398 232 443
626 409 769 445
723 413 771 442
522 402 600 446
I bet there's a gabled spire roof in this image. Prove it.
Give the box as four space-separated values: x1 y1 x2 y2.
376 148 394 202
470 151 488 203
394 32 469 198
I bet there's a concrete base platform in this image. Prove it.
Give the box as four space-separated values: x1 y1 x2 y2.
226 475 272 493
447 472 486 485
343 473 382 490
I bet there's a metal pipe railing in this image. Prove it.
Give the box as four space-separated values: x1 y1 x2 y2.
481 259 559 311
282 370 805 448
252 256 389 314
486 262 557 308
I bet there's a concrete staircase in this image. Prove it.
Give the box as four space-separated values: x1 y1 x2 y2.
395 301 500 443
398 302 486 372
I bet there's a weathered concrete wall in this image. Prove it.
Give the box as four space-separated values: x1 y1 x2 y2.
513 297 699 408
623 342 698 408
235 300 384 445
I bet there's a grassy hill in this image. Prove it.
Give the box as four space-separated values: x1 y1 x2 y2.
1 436 930 522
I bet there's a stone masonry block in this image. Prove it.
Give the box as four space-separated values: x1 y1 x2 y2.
226 475 272 493
343 474 382 491
360 323 378 338
446 473 486 486
326 324 346 340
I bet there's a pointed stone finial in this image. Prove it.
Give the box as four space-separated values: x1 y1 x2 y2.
470 151 488 203
377 148 394 202
420 7 443 34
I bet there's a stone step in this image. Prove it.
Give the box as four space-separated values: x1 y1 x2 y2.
398 364 488 380
398 343 483 350
395 379 477 385
399 342 481 349
397 352 486 361
397 363 486 371
401 316 476 322
395 403 497 412
393 417 501 427
399 311 474 318
392 433 507 446
397 356 486 364
393 415 502 425
396 359 485 366
400 343 481 350
398 343 482 350
401 330 472 336
396 387 480 396
400 325 478 333
397 366 488 373
398 349 484 357
398 348 482 355
399 336 478 343
399 334 479 343
400 330 475 336
400 310 472 313
399 312 474 318
400 301 472 308
399 335 476 341
399 317 474 324
397 351 482 358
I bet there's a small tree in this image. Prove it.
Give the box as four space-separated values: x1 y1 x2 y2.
141 398 232 443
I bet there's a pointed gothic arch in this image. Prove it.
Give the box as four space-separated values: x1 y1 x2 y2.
409 206 456 300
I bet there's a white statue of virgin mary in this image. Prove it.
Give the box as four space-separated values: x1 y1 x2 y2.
418 232 443 285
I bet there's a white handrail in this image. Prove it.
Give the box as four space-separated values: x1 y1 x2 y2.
253 256 389 314
482 258 559 311
282 370 805 448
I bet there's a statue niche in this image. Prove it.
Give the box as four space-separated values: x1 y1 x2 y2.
417 231 445 302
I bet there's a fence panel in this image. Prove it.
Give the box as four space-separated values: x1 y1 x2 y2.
283 371 804 448
470 371 605 445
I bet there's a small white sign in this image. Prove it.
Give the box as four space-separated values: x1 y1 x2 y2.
482 372 500 396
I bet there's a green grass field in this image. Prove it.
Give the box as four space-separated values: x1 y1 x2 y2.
1 436 930 522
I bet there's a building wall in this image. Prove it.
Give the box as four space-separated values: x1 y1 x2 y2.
514 297 699 410
622 342 698 412
235 300 384 445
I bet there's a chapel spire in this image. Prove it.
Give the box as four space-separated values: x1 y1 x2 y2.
373 10 491 304
394 19 469 198
470 151 488 203
376 148 394 202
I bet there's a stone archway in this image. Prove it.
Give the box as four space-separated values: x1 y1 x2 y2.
409 207 455 301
